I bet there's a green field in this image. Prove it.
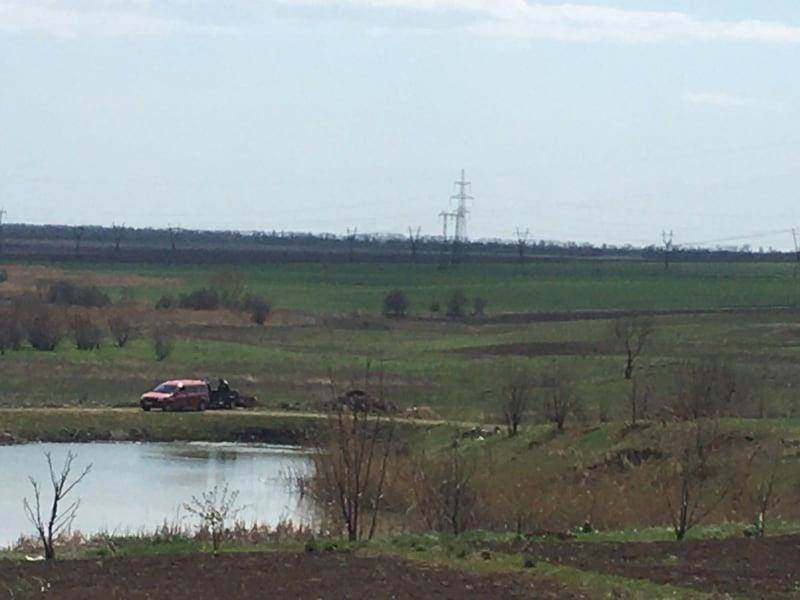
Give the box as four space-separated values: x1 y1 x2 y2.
2 259 800 422
53 259 800 314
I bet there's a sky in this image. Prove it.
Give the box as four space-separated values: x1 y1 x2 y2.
0 1 799 249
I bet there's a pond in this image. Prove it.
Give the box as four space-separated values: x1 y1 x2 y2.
0 442 313 549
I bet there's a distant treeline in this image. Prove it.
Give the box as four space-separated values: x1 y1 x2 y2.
0 223 793 265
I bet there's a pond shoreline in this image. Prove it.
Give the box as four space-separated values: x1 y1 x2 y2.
0 408 326 447
0 408 434 447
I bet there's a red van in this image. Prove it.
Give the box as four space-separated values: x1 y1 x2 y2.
140 380 210 412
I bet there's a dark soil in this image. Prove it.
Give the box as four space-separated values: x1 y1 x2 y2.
523 534 800 599
0 552 579 600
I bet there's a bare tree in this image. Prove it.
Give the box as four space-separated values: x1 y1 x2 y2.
501 372 531 437
516 228 529 265
744 441 782 538
670 360 738 421
112 222 125 252
540 369 579 432
657 419 728 540
628 378 641 425
152 327 175 361
184 484 241 555
612 316 654 380
410 439 476 535
73 226 85 256
662 230 674 271
23 451 92 560
168 226 180 252
108 315 133 348
312 365 395 541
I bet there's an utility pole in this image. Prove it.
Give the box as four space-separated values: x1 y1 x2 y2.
792 229 800 279
0 208 6 255
450 169 473 243
516 228 530 265
408 226 421 263
662 230 674 271
439 169 475 266
346 227 357 263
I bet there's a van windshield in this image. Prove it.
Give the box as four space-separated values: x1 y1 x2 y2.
154 384 178 394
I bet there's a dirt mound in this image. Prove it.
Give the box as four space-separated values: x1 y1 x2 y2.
0 552 576 600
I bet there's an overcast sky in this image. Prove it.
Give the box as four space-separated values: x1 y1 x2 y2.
1 1 799 248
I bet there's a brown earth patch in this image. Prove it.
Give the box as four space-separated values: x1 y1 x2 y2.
520 534 800 599
0 552 579 600
0 264 180 292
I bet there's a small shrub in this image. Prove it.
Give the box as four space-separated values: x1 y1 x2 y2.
446 289 468 318
0 269 7 283
429 301 440 315
155 295 174 310
184 484 241 555
211 271 247 310
179 288 220 311
0 311 23 353
108 316 133 348
71 315 102 350
46 280 110 308
472 296 487 317
244 295 271 325
152 328 175 361
26 307 63 352
383 289 409 318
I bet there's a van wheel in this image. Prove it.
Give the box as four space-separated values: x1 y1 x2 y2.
197 400 207 412
142 406 151 412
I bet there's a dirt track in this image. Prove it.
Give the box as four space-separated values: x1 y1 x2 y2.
0 552 578 600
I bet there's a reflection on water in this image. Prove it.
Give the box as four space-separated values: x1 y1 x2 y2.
0 442 313 548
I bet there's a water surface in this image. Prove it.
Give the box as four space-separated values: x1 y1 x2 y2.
0 442 312 548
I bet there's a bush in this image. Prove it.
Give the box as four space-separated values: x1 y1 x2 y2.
211 271 247 310
108 316 133 348
0 270 7 284
473 296 487 317
244 295 271 325
46 280 110 308
179 288 220 311
446 289 468 318
429 301 440 315
71 315 102 351
0 311 23 353
383 289 409 318
26 307 63 351
155 295 174 310
152 328 175 361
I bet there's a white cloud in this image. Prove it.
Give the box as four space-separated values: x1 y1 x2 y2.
282 0 800 44
0 1 227 37
683 92 784 111
1 0 800 43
